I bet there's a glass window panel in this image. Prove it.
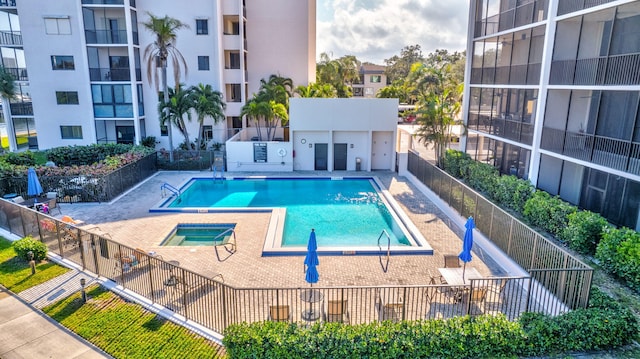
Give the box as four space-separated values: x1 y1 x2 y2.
578 8 615 59
609 2 640 55
115 105 133 117
91 85 102 104
94 105 114 118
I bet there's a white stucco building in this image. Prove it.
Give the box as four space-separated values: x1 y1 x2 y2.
0 0 315 151
225 98 399 172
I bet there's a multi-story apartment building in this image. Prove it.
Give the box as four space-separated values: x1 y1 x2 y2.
0 0 315 151
462 0 640 230
352 64 387 98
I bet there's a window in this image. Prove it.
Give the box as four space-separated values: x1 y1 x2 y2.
160 125 168 136
60 125 82 139
56 91 79 105
196 19 208 35
51 56 74 70
202 125 213 141
370 75 381 83
198 56 210 70
44 17 71 35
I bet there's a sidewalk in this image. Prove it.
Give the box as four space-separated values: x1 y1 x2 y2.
0 269 112 359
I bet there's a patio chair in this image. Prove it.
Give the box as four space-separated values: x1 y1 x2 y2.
12 196 24 204
324 299 350 323
268 304 291 322
465 287 488 314
46 197 62 215
444 254 460 268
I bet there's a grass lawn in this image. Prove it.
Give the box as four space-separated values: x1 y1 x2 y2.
43 285 226 359
0 237 70 292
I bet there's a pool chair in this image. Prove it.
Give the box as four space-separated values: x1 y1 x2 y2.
12 196 25 204
324 299 350 324
443 254 461 268
268 304 291 322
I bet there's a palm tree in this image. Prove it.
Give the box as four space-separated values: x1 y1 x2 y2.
240 98 270 141
259 74 293 108
158 86 193 149
294 83 337 98
0 67 16 151
142 13 189 159
190 83 225 150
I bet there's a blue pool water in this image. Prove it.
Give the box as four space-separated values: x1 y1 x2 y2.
166 178 411 247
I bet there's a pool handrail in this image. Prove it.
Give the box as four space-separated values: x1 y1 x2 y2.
160 183 180 198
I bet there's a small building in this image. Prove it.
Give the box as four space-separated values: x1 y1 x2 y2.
225 98 399 172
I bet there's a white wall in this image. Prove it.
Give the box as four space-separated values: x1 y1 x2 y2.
19 0 97 149
226 137 293 172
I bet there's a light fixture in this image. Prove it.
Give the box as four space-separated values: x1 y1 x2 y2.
350 144 354 148
301 138 306 144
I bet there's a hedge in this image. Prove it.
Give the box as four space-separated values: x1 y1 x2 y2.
596 227 640 291
223 289 637 359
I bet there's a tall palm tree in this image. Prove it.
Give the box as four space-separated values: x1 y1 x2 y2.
142 13 189 159
158 86 193 149
259 74 293 108
190 83 225 150
240 98 270 141
294 83 337 98
0 67 16 151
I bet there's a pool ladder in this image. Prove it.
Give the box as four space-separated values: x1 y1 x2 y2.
377 229 391 273
213 165 224 183
161 183 180 198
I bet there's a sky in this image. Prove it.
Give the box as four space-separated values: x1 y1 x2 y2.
316 0 469 65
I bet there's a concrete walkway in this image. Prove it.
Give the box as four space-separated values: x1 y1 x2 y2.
0 269 111 359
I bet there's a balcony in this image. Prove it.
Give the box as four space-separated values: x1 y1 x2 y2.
9 102 33 116
558 0 616 16
89 67 131 81
85 29 127 44
5 67 27 81
540 127 640 175
82 0 124 5
0 31 21 46
550 54 640 86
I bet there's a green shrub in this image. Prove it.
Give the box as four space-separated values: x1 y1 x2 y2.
465 161 498 195
596 227 640 291
1 151 36 166
491 174 535 213
13 236 48 261
141 136 158 148
523 191 577 236
442 149 471 178
46 144 136 166
560 210 610 255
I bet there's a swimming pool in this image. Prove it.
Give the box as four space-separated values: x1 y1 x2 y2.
161 223 236 246
151 176 432 256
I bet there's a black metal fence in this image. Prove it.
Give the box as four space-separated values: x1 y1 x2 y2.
407 150 593 310
0 196 584 335
156 150 224 171
1 153 157 203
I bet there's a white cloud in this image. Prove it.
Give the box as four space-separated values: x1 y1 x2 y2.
317 0 469 64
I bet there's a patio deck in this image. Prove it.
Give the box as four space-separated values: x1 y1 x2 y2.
58 171 510 289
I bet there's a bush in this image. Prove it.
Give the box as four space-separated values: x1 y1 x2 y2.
523 191 577 237
1 151 36 166
13 236 48 261
465 161 498 195
491 174 535 213
560 211 610 255
141 136 158 148
596 226 640 291
441 149 471 178
46 144 136 166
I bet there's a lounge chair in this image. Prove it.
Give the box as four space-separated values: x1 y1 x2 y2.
46 197 62 215
324 299 350 323
268 304 291 322
464 287 488 314
12 196 25 204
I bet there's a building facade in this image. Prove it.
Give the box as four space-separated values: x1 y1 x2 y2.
463 0 640 230
0 0 315 151
352 64 387 98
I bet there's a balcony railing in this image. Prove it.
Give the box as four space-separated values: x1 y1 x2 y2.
5 67 28 81
9 102 33 116
82 0 124 5
89 67 131 81
550 53 640 86
0 0 16 6
558 0 616 16
0 31 21 46
540 127 640 175
85 29 127 44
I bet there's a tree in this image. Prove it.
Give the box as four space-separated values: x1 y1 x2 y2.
294 83 337 98
259 74 293 108
384 45 425 84
240 98 270 141
190 84 225 150
158 86 193 149
142 13 189 158
316 53 360 98
0 67 16 151
412 62 464 168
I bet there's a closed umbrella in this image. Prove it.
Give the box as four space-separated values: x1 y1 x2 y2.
303 229 320 321
304 228 319 271
459 217 475 283
27 167 43 198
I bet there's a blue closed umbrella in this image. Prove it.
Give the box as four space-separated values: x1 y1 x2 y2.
459 217 475 283
27 168 43 198
304 228 319 270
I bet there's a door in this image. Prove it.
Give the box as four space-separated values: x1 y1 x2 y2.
116 126 135 144
314 143 328 170
333 143 347 170
109 19 120 43
109 56 129 80
371 132 393 170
